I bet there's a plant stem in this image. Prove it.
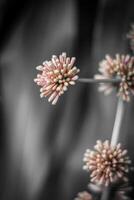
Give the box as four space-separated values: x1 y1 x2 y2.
111 98 125 146
101 98 125 200
100 187 112 200
78 78 121 84
78 77 125 200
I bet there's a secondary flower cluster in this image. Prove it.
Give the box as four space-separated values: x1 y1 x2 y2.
34 52 80 105
94 54 134 101
75 191 93 200
83 140 131 186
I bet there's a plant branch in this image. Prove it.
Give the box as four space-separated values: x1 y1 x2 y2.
101 99 125 200
111 98 125 146
78 78 121 84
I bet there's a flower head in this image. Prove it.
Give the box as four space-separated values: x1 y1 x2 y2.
94 54 134 101
75 191 93 200
83 140 131 186
127 24 134 52
34 52 80 105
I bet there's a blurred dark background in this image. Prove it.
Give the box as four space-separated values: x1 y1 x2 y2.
1 0 134 200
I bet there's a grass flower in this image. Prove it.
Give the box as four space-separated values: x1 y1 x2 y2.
94 54 134 101
34 52 80 105
75 191 93 200
83 140 131 187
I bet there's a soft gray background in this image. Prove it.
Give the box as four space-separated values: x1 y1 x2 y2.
1 0 134 199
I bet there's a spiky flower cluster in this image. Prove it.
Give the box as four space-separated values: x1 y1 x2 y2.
127 24 134 52
75 191 93 200
34 52 80 105
94 54 134 101
83 140 131 186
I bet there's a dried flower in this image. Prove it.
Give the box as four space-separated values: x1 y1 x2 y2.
34 52 80 105
75 191 93 200
83 140 131 186
127 24 134 52
94 54 134 101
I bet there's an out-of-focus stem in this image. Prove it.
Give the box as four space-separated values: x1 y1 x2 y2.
100 188 111 200
111 98 125 146
78 78 121 84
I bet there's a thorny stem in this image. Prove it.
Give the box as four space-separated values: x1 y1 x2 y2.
78 78 121 84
